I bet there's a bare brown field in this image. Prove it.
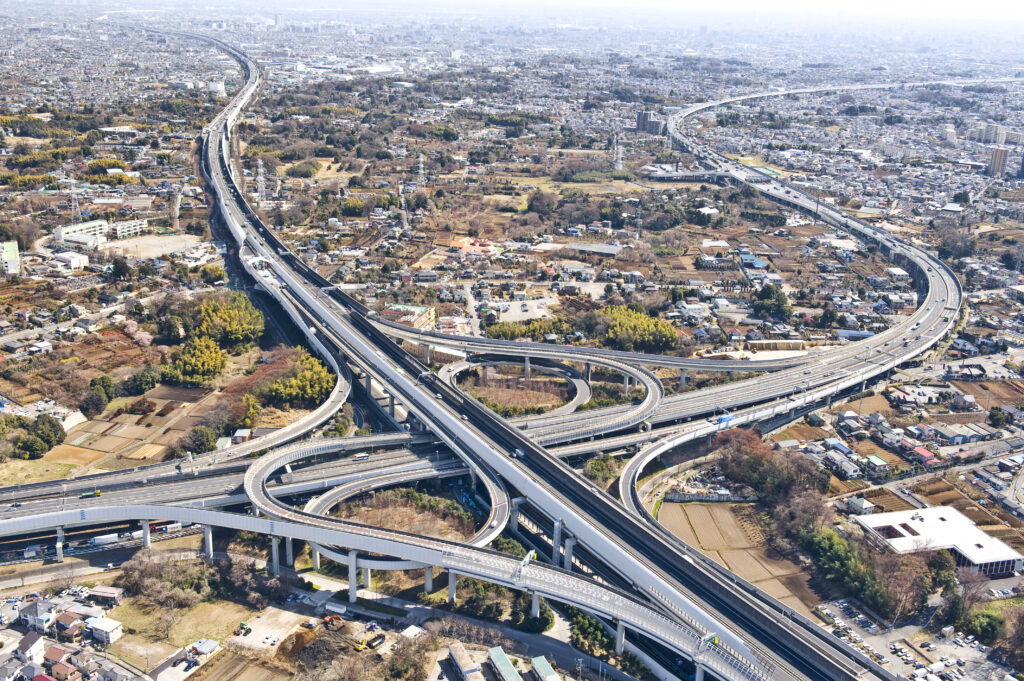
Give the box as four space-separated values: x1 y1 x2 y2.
190 651 290 681
658 502 821 617
43 444 106 466
862 488 915 512
773 423 829 442
853 440 910 472
953 380 1024 410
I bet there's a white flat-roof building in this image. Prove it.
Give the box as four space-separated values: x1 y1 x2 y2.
1 240 19 275
55 219 108 243
55 218 148 246
54 252 89 270
855 507 1023 577
885 266 910 281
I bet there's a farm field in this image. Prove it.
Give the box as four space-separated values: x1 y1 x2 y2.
658 502 821 617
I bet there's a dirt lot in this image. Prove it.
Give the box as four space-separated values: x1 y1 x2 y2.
658 502 820 617
43 444 106 466
832 393 898 418
100 233 205 259
862 488 915 512
953 380 1024 410
772 422 830 443
828 476 869 496
228 606 308 655
852 439 910 472
187 651 290 681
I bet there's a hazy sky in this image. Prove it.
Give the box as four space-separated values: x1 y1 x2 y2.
261 0 1024 30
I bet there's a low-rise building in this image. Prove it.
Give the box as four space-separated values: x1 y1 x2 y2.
855 507 1024 577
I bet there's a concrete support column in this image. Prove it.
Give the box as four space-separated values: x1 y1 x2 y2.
284 464 294 484
364 374 371 393
524 356 531 379
284 537 294 568
388 394 395 417
552 518 563 564
204 525 214 559
530 591 540 618
448 570 458 604
348 550 359 603
311 548 321 571
55 527 64 563
615 620 625 656
562 536 576 571
694 664 705 681
509 497 524 533
622 373 630 393
584 362 592 382
424 567 433 593
362 567 372 593
270 536 280 576
424 345 431 365
142 522 151 549
679 368 687 386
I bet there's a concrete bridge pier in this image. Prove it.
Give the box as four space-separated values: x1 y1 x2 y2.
142 522 151 549
204 525 214 559
524 356 531 379
362 567 371 593
424 567 433 593
55 527 64 563
552 518 563 563
584 362 592 382
530 591 540 618
284 464 294 484
679 368 687 386
562 536 576 571
694 664 705 681
311 547 321 571
424 345 431 365
615 620 626 655
508 497 525 532
270 536 280 576
284 537 294 567
448 570 457 604
348 550 358 603
622 374 631 393
363 374 371 394
388 394 396 418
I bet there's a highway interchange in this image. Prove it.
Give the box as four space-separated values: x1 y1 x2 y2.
0 31 979 681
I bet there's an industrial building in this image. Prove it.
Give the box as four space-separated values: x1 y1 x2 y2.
854 507 1023 577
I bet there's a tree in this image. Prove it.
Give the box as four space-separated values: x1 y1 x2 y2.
964 612 1005 645
89 375 117 402
952 190 971 205
111 256 133 281
526 191 557 216
818 303 839 328
989 407 1008 427
79 389 108 417
753 284 791 320
172 337 226 386
15 434 47 459
31 414 65 449
201 264 226 284
183 426 217 454
194 292 264 350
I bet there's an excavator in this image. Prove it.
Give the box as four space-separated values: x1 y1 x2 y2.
323 615 344 631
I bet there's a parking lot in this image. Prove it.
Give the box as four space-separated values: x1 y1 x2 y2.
820 598 1018 680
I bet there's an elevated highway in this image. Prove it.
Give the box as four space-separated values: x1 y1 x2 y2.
0 29 981 681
